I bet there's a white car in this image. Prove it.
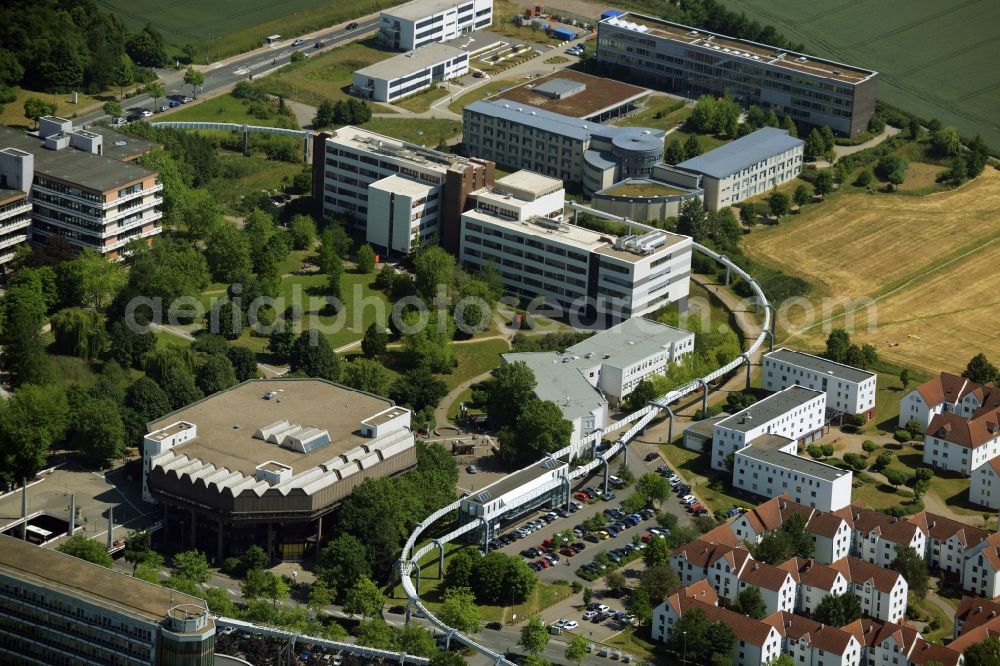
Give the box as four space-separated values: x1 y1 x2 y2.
140 110 153 118
111 117 126 126
581 610 597 621
596 604 610 613
681 495 697 505
181 96 193 104
292 38 305 47
668 477 681 486
562 620 579 631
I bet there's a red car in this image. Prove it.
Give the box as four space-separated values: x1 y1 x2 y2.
574 492 590 502
537 559 551 568
688 503 705 513
560 547 575 557
641 533 652 543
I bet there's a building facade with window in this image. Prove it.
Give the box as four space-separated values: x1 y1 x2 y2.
898 372 996 429
379 0 493 51
0 534 215 666
352 43 469 103
596 13 878 136
763 348 877 418
0 118 161 258
0 180 31 266
311 126 494 256
923 408 1000 476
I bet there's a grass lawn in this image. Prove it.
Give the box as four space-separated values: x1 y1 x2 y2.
615 97 687 129
909 595 953 644
206 153 305 214
660 442 746 514
445 338 510 390
163 94 300 129
668 128 729 153
391 86 449 113
448 78 519 115
447 387 477 421
604 182 689 197
545 56 570 64
389 543 572 622
360 117 462 146
1 87 110 128
605 627 657 661
260 39 394 108
100 0 399 64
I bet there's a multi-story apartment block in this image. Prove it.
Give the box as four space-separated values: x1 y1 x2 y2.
844 619 930 666
835 504 926 569
711 386 826 471
898 371 997 429
829 557 908 623
737 560 797 615
733 434 853 511
311 126 494 256
462 100 665 192
0 118 162 258
0 534 215 665
729 496 850 564
954 596 1000 638
923 406 1000 476
0 149 32 266
763 347 877 418
352 43 469 103
971 458 1000 509
671 539 751 593
459 204 692 318
596 13 878 136
379 0 492 51
767 612 863 666
962 531 1000 598
671 127 803 211
909 512 989 579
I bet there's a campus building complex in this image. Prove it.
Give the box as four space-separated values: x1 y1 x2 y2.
763 347 877 418
462 100 665 193
0 534 215 665
352 43 470 103
501 316 694 439
142 379 416 562
0 154 32 265
671 127 803 210
379 0 493 51
0 117 162 258
311 126 494 256
459 172 693 318
596 13 878 136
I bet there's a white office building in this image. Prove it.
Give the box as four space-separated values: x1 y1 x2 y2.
460 203 692 319
379 0 493 51
672 127 804 210
312 126 493 256
733 434 853 511
352 43 469 103
763 348 877 418
711 386 826 472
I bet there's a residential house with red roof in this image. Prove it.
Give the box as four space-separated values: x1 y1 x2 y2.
909 512 989 579
728 495 851 564
829 557 908 623
767 611 864 666
898 372 995 429
963 531 1000 598
652 586 784 666
924 406 1000 475
737 560 797 615
835 504 927 568
671 539 752 598
971 457 1000 509
954 596 1000 639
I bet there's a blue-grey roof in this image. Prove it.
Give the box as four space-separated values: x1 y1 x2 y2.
584 149 616 171
501 351 607 421
535 78 585 98
676 127 803 179
465 100 664 144
717 385 823 433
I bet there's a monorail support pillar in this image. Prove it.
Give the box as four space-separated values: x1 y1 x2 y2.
699 379 709 415
433 539 445 578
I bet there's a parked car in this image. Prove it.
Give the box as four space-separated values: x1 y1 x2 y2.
168 100 180 108
681 495 697 505
466 464 478 473
644 452 659 462
140 110 153 118
571 542 586 552
545 552 559 563
574 491 590 501
181 96 193 103
538 559 551 568
292 39 305 47
346 21 359 29
560 547 575 557
584 534 600 543
582 610 597 621
486 621 503 630
688 503 704 513
602 492 617 501
111 117 126 126
562 620 579 631
693 508 709 517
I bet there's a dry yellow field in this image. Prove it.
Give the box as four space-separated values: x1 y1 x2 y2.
744 168 1000 374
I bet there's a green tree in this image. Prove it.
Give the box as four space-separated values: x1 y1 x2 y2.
241 545 269 572
267 319 296 364
413 245 456 301
664 138 687 165
227 346 258 382
241 567 270 600
51 308 107 360
389 368 448 412
813 592 862 626
739 203 758 227
470 551 537 605
643 534 670 566
146 81 164 112
875 451 894 468
161 366 203 410
803 128 825 160
23 97 56 129
688 95 719 133
113 53 135 101
499 399 573 464
327 251 344 301
0 384 69 485
196 354 238 395
430 653 467 666
183 66 204 98
781 116 797 137
519 616 549 655
712 207 743 252
204 223 252 283
565 635 589 666
57 534 113 568
766 656 796 666
768 191 790 219
639 564 680 605
891 546 928 599
308 580 334 612
964 637 1000 666
486 360 538 428
73 397 125 465
930 126 962 157
964 353 999 385
172 550 211 584
356 618 398 649
793 184 811 209
341 358 391 396
124 530 153 573
356 244 377 273
814 170 834 198
288 215 317 250
635 473 670 505
124 237 210 304
438 586 481 633
0 275 50 386
726 391 757 412
361 322 389 358
315 534 373 597
289 330 340 380
899 368 911 389
677 197 708 241
397 625 437 658
203 587 237 616
875 154 908 186
825 328 852 363
782 513 814 559
401 309 455 373
855 169 873 187
665 607 736 666
884 468 907 489
684 134 702 158
731 586 767 619
443 549 476 591
343 576 386 618
314 100 336 129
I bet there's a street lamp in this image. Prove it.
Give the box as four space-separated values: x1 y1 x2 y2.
510 586 516 625
682 630 687 665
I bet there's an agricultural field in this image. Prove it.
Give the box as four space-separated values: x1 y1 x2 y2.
97 0 397 62
719 0 1000 149
743 168 1000 375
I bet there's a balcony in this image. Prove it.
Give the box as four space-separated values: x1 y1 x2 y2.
105 224 163 252
105 182 163 210
0 201 31 219
105 195 163 224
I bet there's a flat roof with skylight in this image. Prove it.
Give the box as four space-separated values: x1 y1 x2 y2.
765 348 875 384
718 386 824 434
488 70 651 120
355 43 467 80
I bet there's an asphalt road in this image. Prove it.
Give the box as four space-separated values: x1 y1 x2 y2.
76 18 380 125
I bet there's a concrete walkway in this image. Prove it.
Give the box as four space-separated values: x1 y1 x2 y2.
812 125 902 167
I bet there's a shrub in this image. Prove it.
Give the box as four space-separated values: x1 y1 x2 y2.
843 453 867 471
820 444 834 457
850 414 867 427
905 419 923 438
807 444 823 459
894 429 912 443
875 451 894 468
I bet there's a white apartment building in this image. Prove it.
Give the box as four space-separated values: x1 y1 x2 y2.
501 316 694 434
963 532 1000 598
459 207 692 319
830 557 908 624
909 511 989 578
352 43 469 103
670 539 751 592
379 0 492 51
923 408 1000 475
972 458 1000 509
769 612 863 666
672 127 803 211
730 497 851 564
737 560 798 614
733 434 853 511
835 504 926 569
711 386 826 472
463 100 665 193
763 348 877 418
898 372 997 429
0 119 162 258
0 149 32 265
312 126 493 256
